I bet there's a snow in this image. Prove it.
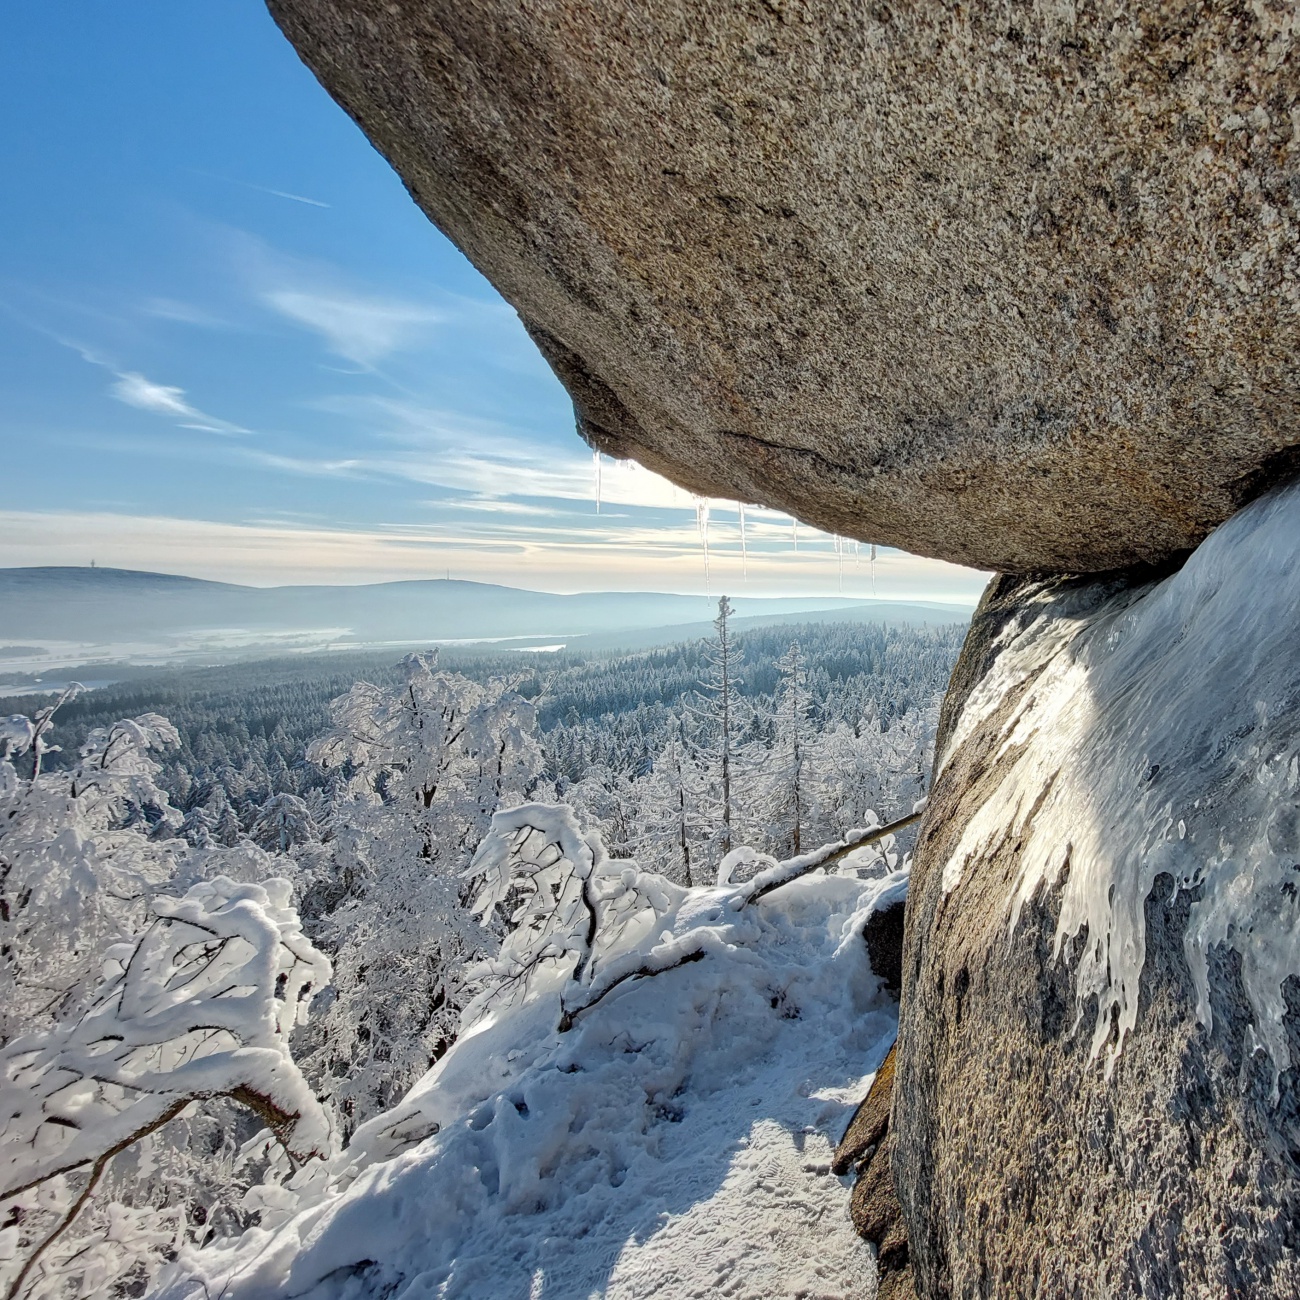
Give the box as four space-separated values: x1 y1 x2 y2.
0 876 332 1201
157 865 902 1300
940 478 1300 1083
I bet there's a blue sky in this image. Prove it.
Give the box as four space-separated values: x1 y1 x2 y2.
0 3 984 601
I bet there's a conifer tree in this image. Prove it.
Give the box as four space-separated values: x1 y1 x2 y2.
763 640 813 855
688 595 745 866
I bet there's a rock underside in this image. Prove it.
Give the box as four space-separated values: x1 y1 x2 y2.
268 0 1300 573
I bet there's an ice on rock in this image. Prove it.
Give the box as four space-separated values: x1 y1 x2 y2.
695 496 712 591
940 479 1300 1085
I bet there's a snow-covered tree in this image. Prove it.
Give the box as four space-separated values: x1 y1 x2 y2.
249 792 317 855
301 653 545 1131
628 719 708 886
178 803 217 848
1 698 183 1044
214 802 243 848
814 707 933 845
687 596 751 870
758 641 815 857
0 696 331 1300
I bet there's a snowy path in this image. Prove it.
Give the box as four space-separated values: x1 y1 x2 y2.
600 1083 881 1300
159 873 900 1300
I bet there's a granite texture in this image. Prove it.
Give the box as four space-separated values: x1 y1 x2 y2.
266 0 1300 572
894 571 1300 1298
835 1043 917 1297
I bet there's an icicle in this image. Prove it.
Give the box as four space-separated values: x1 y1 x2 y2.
870 543 878 596
593 448 602 514
791 517 798 552
853 539 861 568
695 497 712 593
834 535 845 593
738 503 748 579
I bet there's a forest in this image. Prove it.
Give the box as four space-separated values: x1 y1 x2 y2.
0 606 962 1299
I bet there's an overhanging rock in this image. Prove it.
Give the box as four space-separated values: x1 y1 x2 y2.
267 0 1300 573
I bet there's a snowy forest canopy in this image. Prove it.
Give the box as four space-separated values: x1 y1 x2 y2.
2 618 960 842
0 611 961 1300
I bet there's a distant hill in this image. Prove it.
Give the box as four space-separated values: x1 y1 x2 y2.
0 567 972 657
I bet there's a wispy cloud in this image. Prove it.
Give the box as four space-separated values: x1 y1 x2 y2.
140 298 231 329
431 498 566 517
240 449 363 477
111 372 199 418
108 370 250 435
293 393 696 508
263 288 443 367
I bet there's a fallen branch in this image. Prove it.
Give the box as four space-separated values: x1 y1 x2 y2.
742 809 922 905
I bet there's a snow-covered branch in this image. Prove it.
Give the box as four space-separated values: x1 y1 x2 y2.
466 799 920 1034
740 805 924 905
0 876 332 1205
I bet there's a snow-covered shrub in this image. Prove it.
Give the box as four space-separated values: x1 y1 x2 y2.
465 803 690 1027
1 696 184 1043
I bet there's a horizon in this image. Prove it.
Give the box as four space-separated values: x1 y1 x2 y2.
0 562 979 606
0 5 987 606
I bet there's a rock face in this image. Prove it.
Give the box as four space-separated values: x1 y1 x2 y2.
834 1044 916 1300
894 481 1300 1296
265 0 1300 573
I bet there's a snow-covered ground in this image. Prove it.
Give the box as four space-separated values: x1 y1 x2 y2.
158 868 901 1300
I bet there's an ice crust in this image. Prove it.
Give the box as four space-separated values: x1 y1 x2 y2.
156 869 901 1300
941 480 1300 1082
